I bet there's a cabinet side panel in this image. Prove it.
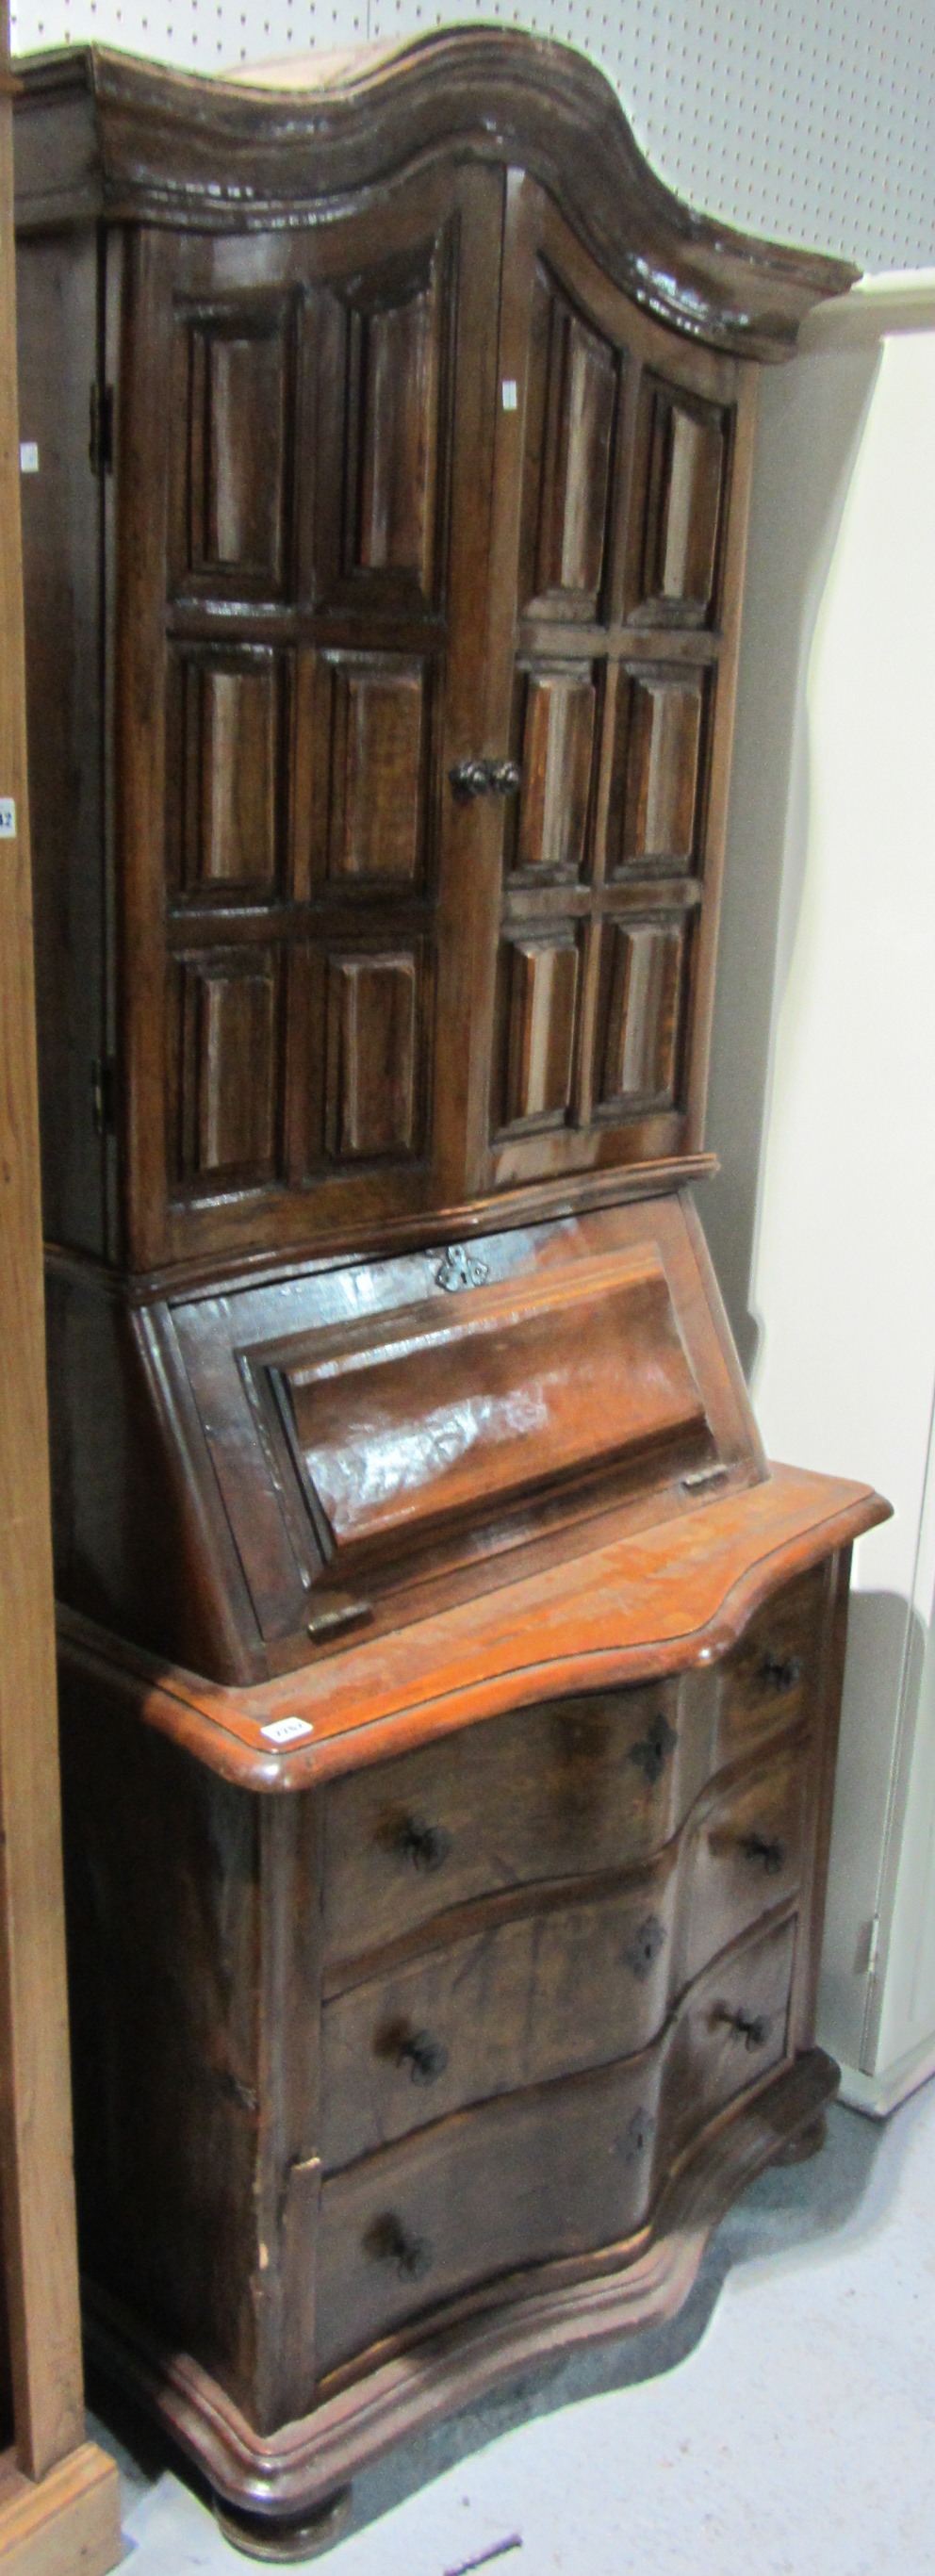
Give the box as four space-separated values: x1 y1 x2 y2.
16 230 106 1255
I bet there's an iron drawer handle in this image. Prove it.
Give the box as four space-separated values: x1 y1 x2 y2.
449 756 522 802
716 2006 771 2052
628 1711 677 1787
365 2214 434 2281
739 1833 787 1875
758 1652 803 1694
396 2029 449 2087
395 1815 452 1873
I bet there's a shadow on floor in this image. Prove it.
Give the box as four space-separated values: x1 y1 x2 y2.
90 2087 923 2562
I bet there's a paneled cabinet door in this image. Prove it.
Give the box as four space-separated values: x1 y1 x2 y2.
471 174 754 1202
117 165 508 1271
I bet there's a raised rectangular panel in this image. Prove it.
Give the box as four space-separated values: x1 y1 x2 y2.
501 932 580 1128
183 306 290 591
176 652 283 894
177 950 280 1182
520 268 618 616
328 658 425 884
512 666 597 878
343 256 445 601
612 669 705 872
632 384 728 624
326 953 418 1160
598 918 686 1109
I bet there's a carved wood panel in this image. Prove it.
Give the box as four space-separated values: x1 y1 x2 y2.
627 381 729 626
169 648 287 897
313 237 452 612
596 917 687 1112
171 299 294 599
608 668 707 876
497 930 582 1132
518 266 620 618
174 949 281 1184
507 665 598 881
325 950 421 1162
310 652 430 891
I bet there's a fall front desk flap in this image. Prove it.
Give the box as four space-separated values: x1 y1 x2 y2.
159 1197 766 1667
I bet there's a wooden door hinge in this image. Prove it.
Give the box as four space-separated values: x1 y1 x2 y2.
90 1056 116 1137
89 382 114 477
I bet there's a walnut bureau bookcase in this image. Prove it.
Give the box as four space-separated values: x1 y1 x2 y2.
14 29 887 2558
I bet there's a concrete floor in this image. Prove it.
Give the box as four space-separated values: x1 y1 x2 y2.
99 2076 935 2574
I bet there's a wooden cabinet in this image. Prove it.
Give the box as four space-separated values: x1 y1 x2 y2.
14 25 886 2560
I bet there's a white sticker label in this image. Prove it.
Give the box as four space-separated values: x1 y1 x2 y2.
0 801 16 840
501 379 517 411
260 1715 315 1747
20 443 39 474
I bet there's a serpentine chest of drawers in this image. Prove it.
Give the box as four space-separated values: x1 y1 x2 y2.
13 25 886 2556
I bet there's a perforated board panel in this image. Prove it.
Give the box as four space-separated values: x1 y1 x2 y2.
10 0 935 275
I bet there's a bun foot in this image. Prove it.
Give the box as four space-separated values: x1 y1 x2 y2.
774 2111 828 2166
213 2486 353 2561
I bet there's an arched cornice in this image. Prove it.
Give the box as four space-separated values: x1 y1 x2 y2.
13 26 857 357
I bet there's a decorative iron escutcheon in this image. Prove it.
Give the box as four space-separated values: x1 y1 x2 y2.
628 1709 677 1788
449 755 522 802
394 1814 453 1874
624 1915 667 1983
396 2029 450 2087
365 2214 434 2281
435 1243 490 1292
620 2106 656 2166
758 1651 804 1695
739 1832 787 1875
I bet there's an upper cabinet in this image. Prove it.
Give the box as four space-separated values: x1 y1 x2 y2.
13 30 854 1278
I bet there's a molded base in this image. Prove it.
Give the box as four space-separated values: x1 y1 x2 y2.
84 2051 837 2537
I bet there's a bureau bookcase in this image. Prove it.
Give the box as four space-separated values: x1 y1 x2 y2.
14 28 886 2556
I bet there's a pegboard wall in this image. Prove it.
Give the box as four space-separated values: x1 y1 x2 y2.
9 0 935 272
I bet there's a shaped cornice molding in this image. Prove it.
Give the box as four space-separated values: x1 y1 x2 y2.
13 26 856 357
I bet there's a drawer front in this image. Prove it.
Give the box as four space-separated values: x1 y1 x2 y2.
322 1681 690 1968
321 1741 807 2168
714 1563 828 1760
322 1567 827 1974
316 1914 796 2374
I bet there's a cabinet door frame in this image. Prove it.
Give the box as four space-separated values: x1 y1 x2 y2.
114 164 506 1272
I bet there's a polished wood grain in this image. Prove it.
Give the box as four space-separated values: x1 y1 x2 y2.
14 35 844 1272
82 2047 838 2524
0 13 120 2558
12 32 855 357
320 1736 808 2166
44 1198 762 1682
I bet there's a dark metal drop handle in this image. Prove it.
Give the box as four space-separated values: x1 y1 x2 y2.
396 1815 452 1874
365 2214 434 2282
758 1652 804 1694
717 2006 772 2052
739 1833 787 1875
449 756 522 803
397 2030 449 2087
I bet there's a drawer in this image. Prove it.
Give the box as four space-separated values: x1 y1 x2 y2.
316 1914 796 2375
323 1682 688 1968
713 1563 828 1761
321 1740 807 2168
322 1568 827 1974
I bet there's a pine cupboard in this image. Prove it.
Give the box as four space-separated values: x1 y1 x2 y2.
14 30 887 2557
